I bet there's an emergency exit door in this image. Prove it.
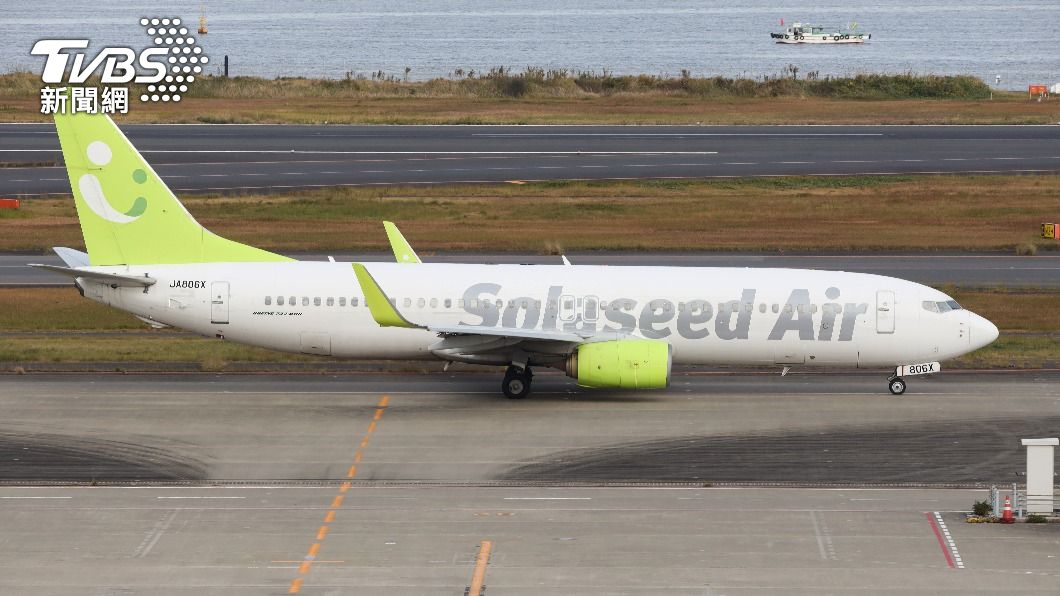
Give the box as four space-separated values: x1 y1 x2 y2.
876 290 894 334
211 281 230 324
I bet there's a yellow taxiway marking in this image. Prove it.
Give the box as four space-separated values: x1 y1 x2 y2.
287 394 390 594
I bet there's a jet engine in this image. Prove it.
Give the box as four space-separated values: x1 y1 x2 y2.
565 339 672 389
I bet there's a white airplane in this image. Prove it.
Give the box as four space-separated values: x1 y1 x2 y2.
33 113 998 398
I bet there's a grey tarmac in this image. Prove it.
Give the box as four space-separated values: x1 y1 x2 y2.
2 123 1060 195
3 251 1059 287
0 372 1058 594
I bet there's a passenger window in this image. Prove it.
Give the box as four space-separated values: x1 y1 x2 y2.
772 304 779 314
339 297 346 307
326 297 334 306
759 303 766 313
444 299 452 308
302 297 310 306
534 300 541 309
417 298 426 308
784 304 792 313
352 297 359 307
265 296 272 305
403 298 411 308
289 296 295 306
430 298 437 308
496 299 503 309
314 297 321 306
277 296 284 306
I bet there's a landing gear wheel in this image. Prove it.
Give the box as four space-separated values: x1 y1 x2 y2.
888 377 907 395
502 366 532 399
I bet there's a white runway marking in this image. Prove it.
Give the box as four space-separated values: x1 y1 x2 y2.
154 494 245 498
0 496 72 499
503 497 592 500
934 511 965 569
473 133 883 137
810 510 838 561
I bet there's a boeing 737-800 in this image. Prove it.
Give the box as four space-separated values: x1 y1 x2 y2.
32 113 998 398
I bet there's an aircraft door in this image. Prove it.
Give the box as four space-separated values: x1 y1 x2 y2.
876 290 894 334
211 281 230 324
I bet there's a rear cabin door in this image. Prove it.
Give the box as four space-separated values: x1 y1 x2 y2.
211 281 230 324
876 290 895 334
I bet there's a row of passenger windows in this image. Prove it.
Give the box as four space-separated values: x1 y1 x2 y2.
265 296 361 307
262 294 850 316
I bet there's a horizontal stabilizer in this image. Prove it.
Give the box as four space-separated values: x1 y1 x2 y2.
53 247 90 268
28 264 156 287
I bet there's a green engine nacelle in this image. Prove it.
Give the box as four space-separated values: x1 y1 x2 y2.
566 339 672 389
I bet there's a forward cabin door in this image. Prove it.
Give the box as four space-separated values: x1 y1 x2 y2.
211 281 230 324
876 290 895 334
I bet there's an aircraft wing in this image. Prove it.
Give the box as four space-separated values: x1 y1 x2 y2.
352 262 603 362
428 325 586 343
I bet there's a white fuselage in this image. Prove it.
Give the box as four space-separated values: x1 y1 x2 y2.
75 261 996 370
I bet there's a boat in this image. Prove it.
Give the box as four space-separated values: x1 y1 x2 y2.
771 22 869 44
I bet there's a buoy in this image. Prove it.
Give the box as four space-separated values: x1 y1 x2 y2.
1000 494 1015 524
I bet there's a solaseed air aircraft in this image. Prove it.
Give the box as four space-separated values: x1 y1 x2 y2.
34 113 998 398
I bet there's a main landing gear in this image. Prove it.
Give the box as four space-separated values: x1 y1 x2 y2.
502 365 533 399
887 375 907 395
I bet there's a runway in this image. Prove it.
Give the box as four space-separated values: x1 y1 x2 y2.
4 251 1059 287
1 372 1058 594
2 124 1059 196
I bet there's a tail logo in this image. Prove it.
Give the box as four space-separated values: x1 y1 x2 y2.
78 140 148 224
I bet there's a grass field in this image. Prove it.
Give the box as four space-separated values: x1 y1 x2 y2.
4 175 1058 253
0 287 1054 370
2 71 1057 125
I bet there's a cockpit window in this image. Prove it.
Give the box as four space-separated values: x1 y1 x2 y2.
923 299 962 313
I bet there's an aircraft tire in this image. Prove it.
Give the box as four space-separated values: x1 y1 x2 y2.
502 366 532 399
888 377 907 395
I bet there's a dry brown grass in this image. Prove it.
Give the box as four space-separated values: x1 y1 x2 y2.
5 175 1058 253
2 94 1056 125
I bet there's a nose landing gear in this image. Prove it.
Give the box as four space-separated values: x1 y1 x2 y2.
888 376 907 395
502 365 533 399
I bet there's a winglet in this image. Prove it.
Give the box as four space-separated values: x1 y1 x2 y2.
352 263 420 328
382 221 421 264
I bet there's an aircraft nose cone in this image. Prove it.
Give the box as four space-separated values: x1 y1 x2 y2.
969 311 999 350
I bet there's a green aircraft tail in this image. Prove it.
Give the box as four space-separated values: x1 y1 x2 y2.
54 112 291 266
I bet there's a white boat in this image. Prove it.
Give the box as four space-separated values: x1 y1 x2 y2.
771 23 870 44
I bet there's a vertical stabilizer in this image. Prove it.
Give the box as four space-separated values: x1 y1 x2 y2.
54 112 291 265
